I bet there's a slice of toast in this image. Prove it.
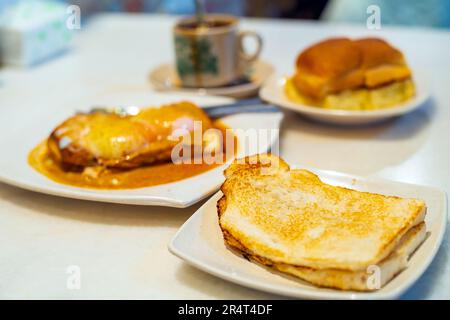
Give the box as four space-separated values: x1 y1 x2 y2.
272 222 426 291
223 220 426 291
218 154 426 275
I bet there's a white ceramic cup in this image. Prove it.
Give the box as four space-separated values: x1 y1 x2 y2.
173 14 263 88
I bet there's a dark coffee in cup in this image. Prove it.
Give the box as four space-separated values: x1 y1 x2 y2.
177 19 231 30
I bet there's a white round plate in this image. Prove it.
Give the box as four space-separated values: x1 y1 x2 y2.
259 70 430 125
149 60 274 99
0 90 283 207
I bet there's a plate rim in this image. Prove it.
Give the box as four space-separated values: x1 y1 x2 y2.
0 165 219 208
169 168 448 299
259 70 431 119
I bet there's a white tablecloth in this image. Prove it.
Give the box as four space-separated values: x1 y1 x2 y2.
0 14 448 299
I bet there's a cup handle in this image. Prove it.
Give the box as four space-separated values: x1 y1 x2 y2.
238 30 263 63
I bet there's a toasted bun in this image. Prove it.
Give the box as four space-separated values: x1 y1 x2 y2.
355 38 404 68
295 38 361 78
293 37 412 99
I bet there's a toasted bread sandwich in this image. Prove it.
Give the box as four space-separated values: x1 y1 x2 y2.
217 154 427 291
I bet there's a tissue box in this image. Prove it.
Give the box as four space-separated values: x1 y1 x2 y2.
0 1 75 67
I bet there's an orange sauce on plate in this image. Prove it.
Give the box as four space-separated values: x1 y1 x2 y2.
28 122 236 189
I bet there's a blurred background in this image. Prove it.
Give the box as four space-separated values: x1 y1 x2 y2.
1 0 450 29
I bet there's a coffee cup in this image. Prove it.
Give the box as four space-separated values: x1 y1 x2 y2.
173 14 263 88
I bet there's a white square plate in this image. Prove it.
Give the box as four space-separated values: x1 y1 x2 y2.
0 91 283 207
169 168 447 299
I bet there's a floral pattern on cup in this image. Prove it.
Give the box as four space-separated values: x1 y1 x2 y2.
175 35 219 77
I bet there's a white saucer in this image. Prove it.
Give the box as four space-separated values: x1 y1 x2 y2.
259 70 431 125
149 60 274 99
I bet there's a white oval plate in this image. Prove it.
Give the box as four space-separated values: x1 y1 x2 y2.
149 60 274 99
259 71 430 125
0 91 283 207
169 167 447 299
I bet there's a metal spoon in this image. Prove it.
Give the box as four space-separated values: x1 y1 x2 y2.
88 98 280 119
195 0 206 27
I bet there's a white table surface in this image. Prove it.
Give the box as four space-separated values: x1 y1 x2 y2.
0 14 449 299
